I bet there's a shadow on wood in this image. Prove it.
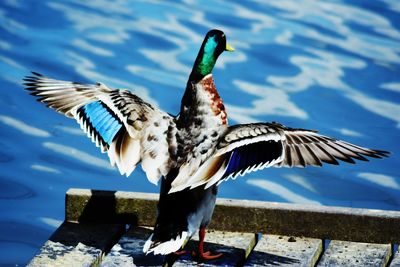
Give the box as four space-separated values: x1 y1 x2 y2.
66 189 158 226
28 222 125 266
246 250 301 266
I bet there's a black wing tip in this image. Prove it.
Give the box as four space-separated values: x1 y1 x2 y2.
331 159 340 165
334 149 389 165
23 78 37 84
31 71 43 77
374 149 390 157
23 72 46 91
362 149 390 159
23 84 38 92
23 72 43 83
23 73 40 87
344 157 356 164
321 157 339 165
355 154 369 162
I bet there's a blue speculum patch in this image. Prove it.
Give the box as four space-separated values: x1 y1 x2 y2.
223 141 283 178
82 101 122 145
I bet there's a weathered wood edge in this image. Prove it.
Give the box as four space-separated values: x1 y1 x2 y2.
100 226 165 267
65 188 400 244
317 240 392 267
391 246 400 266
245 235 323 267
28 221 125 267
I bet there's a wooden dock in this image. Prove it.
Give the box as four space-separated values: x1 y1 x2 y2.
28 188 400 266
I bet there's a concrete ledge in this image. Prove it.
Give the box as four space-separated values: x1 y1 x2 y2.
211 198 400 244
66 189 158 225
65 188 400 244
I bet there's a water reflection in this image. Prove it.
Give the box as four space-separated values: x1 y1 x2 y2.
31 164 61 174
42 142 114 171
0 221 49 265
0 115 51 138
0 151 13 163
0 0 399 264
247 178 321 205
0 176 35 200
358 172 400 190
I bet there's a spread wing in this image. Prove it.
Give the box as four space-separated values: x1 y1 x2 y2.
217 122 388 180
24 72 176 185
170 122 389 191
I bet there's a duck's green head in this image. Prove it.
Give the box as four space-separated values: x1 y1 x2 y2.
190 29 234 81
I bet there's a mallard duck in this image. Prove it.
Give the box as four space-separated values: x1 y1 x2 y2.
24 29 388 260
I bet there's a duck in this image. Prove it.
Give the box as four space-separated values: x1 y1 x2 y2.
24 29 389 261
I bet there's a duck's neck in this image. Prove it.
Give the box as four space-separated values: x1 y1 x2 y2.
179 37 226 127
189 38 218 82
178 74 227 128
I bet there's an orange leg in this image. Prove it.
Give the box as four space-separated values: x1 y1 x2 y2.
192 227 223 261
173 250 187 256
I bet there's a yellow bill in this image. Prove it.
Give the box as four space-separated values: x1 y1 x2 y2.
225 43 235 52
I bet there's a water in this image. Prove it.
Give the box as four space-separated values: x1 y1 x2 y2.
0 0 399 265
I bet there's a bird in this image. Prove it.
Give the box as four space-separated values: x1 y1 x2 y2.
24 29 389 261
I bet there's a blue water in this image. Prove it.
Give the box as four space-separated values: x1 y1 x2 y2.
1 0 399 265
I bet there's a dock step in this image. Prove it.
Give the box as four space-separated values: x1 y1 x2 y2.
245 235 322 267
28 222 124 267
28 189 400 266
28 225 398 267
173 230 256 266
391 248 400 267
317 240 391 267
101 226 164 267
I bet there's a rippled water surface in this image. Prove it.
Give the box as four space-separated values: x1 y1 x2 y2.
1 0 399 265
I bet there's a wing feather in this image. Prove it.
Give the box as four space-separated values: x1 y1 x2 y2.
294 145 306 167
312 143 339 165
24 72 176 185
303 144 323 166
193 122 388 190
285 145 293 167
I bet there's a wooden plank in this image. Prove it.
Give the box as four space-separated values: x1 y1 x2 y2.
102 227 256 266
28 221 125 267
173 230 256 266
28 241 103 267
100 226 165 267
245 235 322 267
317 240 391 267
65 188 400 244
390 247 400 267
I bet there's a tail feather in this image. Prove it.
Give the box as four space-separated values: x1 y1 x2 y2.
143 231 188 255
